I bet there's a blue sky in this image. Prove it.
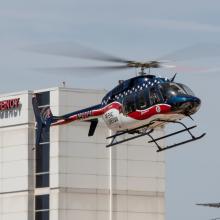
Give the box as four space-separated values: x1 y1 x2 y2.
1 0 220 219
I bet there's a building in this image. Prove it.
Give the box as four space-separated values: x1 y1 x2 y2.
0 87 165 220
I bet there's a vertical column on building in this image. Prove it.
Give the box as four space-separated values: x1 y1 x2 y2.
34 91 50 220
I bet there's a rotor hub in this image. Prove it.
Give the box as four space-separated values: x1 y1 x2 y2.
126 61 161 75
127 61 161 69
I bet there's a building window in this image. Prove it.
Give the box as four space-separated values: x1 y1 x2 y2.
36 173 49 188
35 195 49 220
36 126 50 143
36 144 49 173
35 91 50 189
36 211 49 220
35 195 49 210
36 92 50 107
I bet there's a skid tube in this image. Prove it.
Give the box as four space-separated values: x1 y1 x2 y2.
106 123 154 148
148 119 206 152
106 119 206 152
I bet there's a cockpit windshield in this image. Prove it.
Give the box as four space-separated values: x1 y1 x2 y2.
159 83 195 100
178 83 195 96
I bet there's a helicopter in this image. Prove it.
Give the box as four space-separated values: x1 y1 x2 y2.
197 203 220 208
196 202 220 220
31 43 209 152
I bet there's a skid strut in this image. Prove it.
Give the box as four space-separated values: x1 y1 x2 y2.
106 123 154 148
150 119 206 152
106 119 206 152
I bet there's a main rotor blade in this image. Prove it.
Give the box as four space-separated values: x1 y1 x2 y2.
169 64 220 73
34 65 131 75
158 43 220 62
28 42 131 63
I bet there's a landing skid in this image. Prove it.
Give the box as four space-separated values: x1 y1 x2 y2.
106 119 206 152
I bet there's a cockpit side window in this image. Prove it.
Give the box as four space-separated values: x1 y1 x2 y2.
122 94 136 115
136 89 150 110
149 87 163 106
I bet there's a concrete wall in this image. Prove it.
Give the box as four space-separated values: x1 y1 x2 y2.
0 91 35 220
50 87 165 220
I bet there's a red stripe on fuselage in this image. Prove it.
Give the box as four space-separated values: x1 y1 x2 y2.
127 104 171 120
51 102 171 126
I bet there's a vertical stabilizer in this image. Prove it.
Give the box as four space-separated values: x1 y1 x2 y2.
32 97 53 146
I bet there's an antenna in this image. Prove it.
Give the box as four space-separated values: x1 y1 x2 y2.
171 73 177 82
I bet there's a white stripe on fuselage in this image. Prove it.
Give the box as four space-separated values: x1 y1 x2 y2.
102 103 182 131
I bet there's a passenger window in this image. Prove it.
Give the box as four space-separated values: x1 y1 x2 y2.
149 87 163 106
136 89 149 110
123 94 136 115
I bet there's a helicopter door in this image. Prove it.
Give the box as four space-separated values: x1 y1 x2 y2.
122 94 136 115
149 86 163 106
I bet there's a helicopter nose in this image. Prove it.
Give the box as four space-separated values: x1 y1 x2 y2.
189 96 201 113
168 95 201 115
192 96 201 106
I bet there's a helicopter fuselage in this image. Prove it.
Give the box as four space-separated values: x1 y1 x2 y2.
50 75 201 133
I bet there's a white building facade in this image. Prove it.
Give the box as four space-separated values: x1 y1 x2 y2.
0 87 165 220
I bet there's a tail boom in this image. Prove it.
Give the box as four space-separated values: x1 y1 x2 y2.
51 104 104 126
32 97 105 145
